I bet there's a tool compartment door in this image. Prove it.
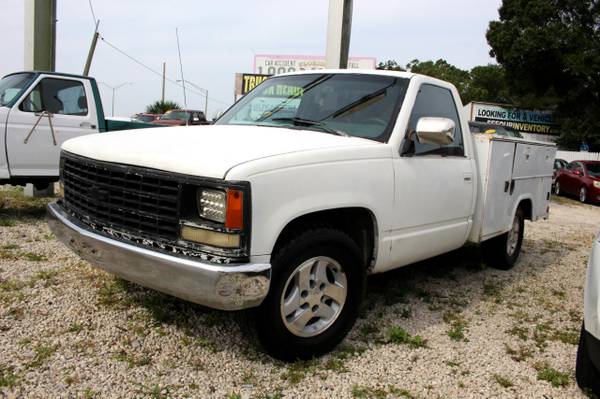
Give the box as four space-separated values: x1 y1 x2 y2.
481 140 516 238
512 142 555 220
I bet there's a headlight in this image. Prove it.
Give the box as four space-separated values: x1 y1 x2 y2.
593 181 600 189
197 189 226 223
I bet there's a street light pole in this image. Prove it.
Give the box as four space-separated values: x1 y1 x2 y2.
177 79 208 117
99 82 132 116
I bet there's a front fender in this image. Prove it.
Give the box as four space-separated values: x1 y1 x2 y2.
243 158 394 268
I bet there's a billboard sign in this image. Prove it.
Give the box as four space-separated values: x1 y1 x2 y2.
467 102 559 135
254 54 377 75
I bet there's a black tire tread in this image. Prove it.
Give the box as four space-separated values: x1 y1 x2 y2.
482 207 525 270
576 323 600 398
256 226 365 361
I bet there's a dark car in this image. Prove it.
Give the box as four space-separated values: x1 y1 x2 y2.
468 121 524 138
152 109 208 126
554 160 600 203
132 113 161 123
553 158 568 187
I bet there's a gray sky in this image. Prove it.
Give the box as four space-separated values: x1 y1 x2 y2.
0 0 502 118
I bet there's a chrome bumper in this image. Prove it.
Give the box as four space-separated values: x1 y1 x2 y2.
47 202 271 310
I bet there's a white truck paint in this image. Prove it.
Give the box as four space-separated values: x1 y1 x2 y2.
48 70 556 360
576 230 600 394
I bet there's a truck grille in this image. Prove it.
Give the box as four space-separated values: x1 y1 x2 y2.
61 153 181 240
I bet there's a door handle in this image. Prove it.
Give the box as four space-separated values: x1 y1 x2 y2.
463 173 473 183
79 122 94 129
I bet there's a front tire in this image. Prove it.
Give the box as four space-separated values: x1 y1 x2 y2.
554 180 561 196
576 323 600 396
580 186 588 203
256 227 365 361
482 207 525 270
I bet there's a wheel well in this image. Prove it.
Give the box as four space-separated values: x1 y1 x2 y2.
272 208 377 270
518 199 532 220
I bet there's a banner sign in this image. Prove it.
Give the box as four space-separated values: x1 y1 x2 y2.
241 73 271 95
469 102 559 135
254 54 377 75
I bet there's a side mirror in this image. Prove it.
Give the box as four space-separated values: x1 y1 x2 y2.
415 117 455 146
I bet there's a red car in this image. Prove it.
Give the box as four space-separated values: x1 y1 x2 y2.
151 109 208 126
554 160 600 203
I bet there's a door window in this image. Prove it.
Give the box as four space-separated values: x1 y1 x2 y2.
403 84 464 156
20 78 88 116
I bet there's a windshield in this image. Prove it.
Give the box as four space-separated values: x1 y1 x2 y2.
586 163 600 177
0 73 34 107
216 73 409 142
134 114 155 122
160 111 188 120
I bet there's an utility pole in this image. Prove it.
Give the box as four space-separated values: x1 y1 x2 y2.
325 0 353 69
23 0 57 197
161 62 166 103
177 79 208 116
24 0 57 71
99 82 132 116
83 20 100 76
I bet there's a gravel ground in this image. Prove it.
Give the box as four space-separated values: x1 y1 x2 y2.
0 187 598 399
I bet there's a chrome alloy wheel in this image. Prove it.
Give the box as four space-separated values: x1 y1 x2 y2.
506 214 520 256
280 256 347 337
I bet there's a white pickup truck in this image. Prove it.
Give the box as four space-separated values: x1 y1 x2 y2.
0 71 155 188
47 70 555 360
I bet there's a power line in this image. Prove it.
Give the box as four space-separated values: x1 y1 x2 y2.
87 0 98 27
99 36 231 106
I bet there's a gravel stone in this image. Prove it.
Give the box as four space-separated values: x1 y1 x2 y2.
0 192 596 398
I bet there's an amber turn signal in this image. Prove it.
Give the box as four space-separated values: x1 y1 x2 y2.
225 189 244 230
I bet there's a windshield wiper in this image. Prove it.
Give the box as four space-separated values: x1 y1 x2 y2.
271 117 349 137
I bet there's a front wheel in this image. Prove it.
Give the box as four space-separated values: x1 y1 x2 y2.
255 227 365 361
580 186 588 203
554 180 561 196
482 207 525 270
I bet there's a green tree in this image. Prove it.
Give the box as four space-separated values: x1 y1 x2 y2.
378 59 511 105
407 59 472 102
466 64 511 104
146 100 181 114
487 0 600 149
377 60 405 71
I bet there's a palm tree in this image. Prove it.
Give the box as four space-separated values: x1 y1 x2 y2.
146 100 181 114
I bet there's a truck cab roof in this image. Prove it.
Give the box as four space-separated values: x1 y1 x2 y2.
2 71 97 82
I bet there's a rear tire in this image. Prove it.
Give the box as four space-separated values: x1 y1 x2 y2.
255 227 365 361
554 180 561 196
482 207 525 270
576 323 600 397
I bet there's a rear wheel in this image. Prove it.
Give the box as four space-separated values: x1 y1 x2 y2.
580 186 588 203
482 207 525 270
256 227 365 361
576 323 600 396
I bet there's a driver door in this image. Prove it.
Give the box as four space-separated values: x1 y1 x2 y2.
6 75 98 177
387 83 476 270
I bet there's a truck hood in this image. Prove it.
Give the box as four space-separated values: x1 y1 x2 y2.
62 124 379 179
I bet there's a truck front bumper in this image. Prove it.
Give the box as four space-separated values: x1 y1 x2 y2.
47 202 271 311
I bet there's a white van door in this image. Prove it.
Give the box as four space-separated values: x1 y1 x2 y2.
5 75 98 177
